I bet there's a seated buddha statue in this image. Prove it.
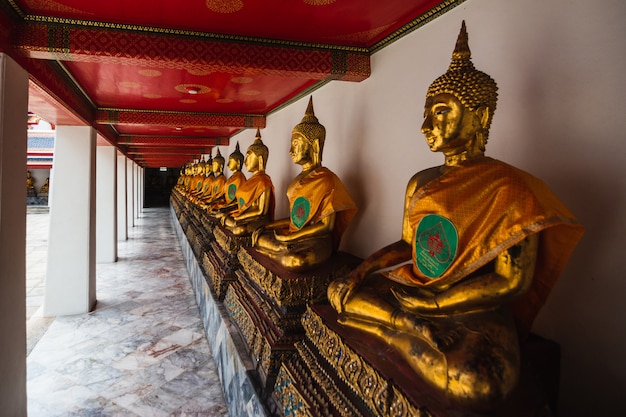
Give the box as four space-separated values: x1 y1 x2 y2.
252 97 357 272
327 22 584 412
39 177 49 196
204 142 247 212
221 129 275 236
204 149 227 204
189 155 214 204
26 170 37 197
187 158 209 200
181 163 193 192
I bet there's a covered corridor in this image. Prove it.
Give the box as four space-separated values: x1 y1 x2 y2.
26 207 229 416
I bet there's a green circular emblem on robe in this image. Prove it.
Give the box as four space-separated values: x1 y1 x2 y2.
238 197 245 208
291 196 311 229
213 184 219 193
228 184 237 200
414 214 458 279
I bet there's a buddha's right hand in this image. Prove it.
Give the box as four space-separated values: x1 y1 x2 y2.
327 269 365 313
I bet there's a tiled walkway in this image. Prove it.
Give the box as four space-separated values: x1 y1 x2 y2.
26 207 230 416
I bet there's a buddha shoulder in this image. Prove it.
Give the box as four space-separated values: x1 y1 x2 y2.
405 166 442 198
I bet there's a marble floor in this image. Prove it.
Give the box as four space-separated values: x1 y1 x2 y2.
27 207 230 417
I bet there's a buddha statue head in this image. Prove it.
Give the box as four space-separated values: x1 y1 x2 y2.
196 158 206 175
205 153 213 176
246 128 269 172
213 148 225 175
291 96 325 167
228 141 244 172
424 21 498 152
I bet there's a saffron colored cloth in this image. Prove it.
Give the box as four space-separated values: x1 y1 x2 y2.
286 167 357 250
190 174 206 194
209 174 226 201
387 157 584 335
233 171 275 221
223 171 247 204
197 175 214 199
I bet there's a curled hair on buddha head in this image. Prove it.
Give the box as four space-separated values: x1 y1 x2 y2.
229 141 244 167
426 21 498 145
248 128 269 168
214 148 225 167
292 96 325 165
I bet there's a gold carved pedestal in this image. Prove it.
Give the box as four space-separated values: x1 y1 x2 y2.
224 247 360 399
273 305 561 417
203 224 251 299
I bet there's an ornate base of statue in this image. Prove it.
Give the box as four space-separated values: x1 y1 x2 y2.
203 223 251 299
224 247 361 399
272 305 561 417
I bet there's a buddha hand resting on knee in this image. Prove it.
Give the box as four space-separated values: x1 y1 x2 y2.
222 129 275 236
327 21 583 412
252 97 357 272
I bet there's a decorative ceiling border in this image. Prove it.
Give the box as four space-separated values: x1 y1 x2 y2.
7 0 464 55
370 0 468 54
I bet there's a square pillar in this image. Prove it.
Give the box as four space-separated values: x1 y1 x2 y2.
117 153 127 240
44 125 96 316
127 158 134 227
0 53 28 417
96 145 117 263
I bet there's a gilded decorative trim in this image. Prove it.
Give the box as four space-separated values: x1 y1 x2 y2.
370 0 467 53
22 14 369 54
237 248 353 307
302 307 429 417
274 365 311 417
295 341 365 417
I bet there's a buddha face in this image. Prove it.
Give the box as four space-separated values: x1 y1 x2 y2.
212 161 223 175
244 150 259 173
228 156 239 172
421 93 481 155
289 133 312 165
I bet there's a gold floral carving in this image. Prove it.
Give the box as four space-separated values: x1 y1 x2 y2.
237 248 351 307
302 307 429 417
295 341 365 417
274 365 311 417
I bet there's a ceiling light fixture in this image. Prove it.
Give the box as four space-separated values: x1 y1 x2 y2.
186 86 200 95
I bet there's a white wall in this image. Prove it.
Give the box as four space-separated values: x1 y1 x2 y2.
223 0 626 414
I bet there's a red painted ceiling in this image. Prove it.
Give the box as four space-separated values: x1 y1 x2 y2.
3 0 460 167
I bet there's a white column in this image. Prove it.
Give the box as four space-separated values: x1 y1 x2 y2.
96 145 117 263
127 158 134 227
44 125 96 316
134 164 140 219
0 53 28 417
117 153 127 240
139 167 144 213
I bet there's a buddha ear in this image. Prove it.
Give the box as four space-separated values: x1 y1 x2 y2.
311 140 321 165
258 155 265 171
476 106 490 129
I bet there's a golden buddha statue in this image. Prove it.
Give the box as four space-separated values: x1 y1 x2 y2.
175 166 185 189
204 142 247 212
26 170 37 196
181 163 193 192
252 97 357 272
39 177 50 196
187 158 209 200
206 149 227 203
221 129 275 236
190 155 214 204
327 22 584 412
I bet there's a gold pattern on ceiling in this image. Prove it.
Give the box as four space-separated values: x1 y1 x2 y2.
23 0 94 15
205 0 244 14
